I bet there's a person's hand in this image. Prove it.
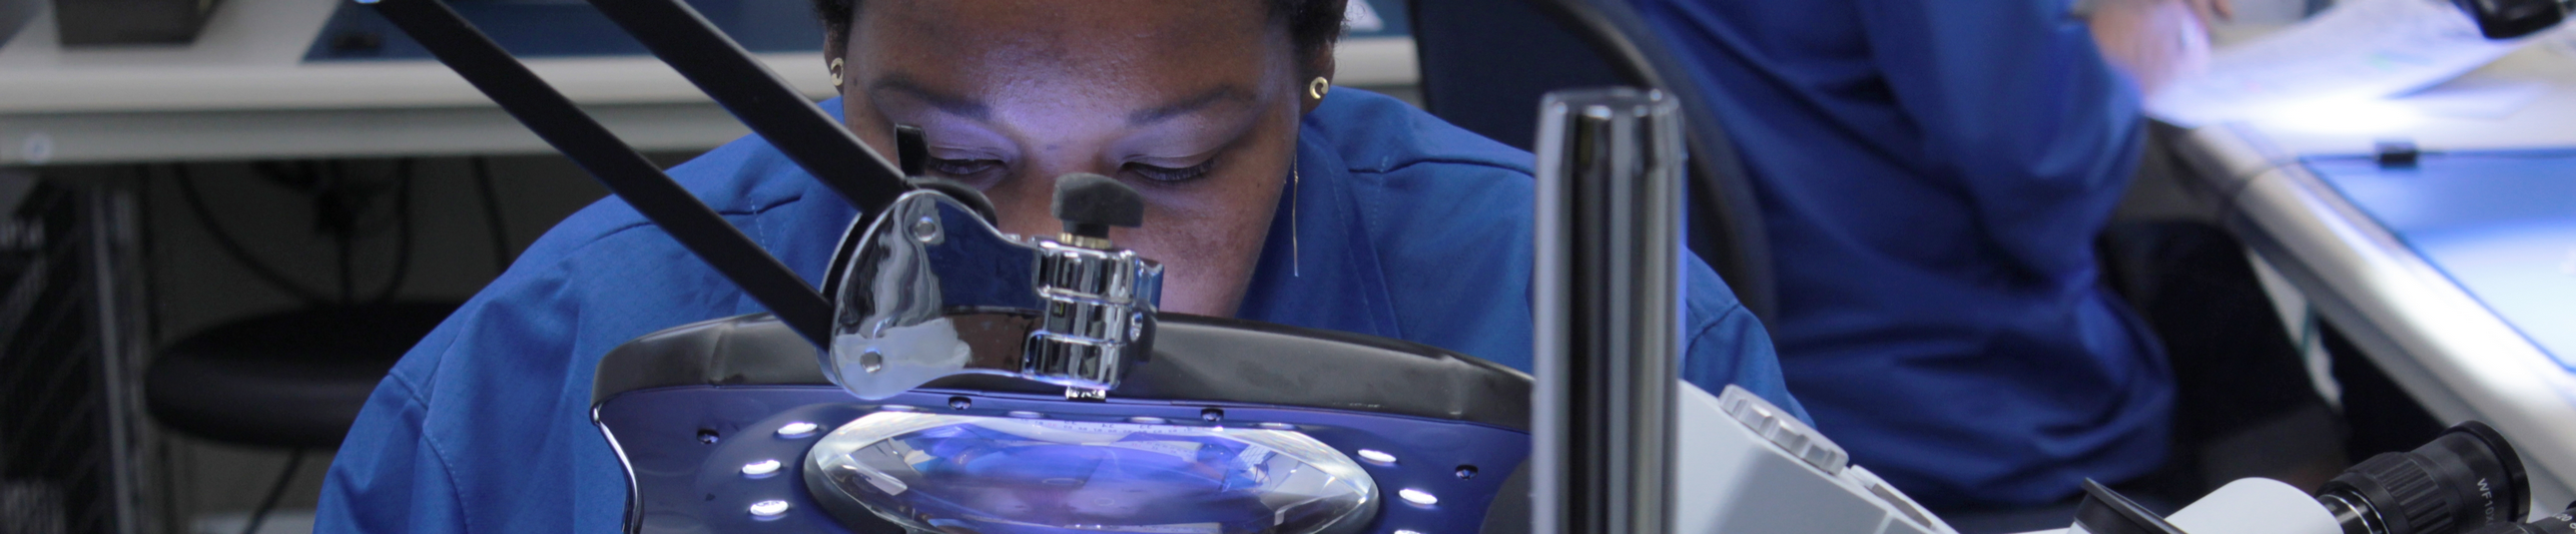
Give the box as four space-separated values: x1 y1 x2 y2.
2188 0 2236 24
2089 0 2223 98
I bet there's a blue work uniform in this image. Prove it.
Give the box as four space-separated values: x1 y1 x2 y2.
1633 0 2174 508
316 89 1805 532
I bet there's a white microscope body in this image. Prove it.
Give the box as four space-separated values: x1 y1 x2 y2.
1677 383 2542 534
1676 384 1958 534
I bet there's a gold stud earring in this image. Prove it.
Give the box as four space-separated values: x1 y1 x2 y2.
1307 77 1330 101
830 58 845 88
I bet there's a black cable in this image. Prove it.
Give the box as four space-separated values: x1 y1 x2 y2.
324 161 355 304
469 158 513 274
169 165 331 305
249 161 319 192
334 229 354 303
374 159 416 303
238 449 305 534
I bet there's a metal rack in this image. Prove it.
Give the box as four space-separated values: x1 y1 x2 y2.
0 174 153 534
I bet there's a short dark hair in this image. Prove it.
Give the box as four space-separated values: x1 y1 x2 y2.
812 0 1350 73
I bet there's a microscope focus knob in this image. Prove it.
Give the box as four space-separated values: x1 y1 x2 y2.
1715 386 1849 475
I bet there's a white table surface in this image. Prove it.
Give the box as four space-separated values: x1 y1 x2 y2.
2167 32 2576 515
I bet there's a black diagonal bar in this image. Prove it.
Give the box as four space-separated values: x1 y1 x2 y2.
366 0 833 346
582 0 912 218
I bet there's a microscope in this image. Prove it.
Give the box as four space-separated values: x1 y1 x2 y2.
2037 420 2555 534
356 0 2571 531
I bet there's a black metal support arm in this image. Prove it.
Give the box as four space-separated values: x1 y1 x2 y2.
364 0 835 346
582 0 913 218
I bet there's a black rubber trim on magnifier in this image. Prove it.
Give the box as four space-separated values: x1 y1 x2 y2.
591 312 1537 431
580 0 914 219
364 0 835 346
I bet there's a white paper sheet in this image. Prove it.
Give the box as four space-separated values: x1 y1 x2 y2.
2146 0 2540 126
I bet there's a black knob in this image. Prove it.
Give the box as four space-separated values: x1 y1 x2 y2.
1050 174 1143 241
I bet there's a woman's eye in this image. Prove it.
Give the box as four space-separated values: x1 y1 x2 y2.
1123 160 1215 183
926 158 1002 177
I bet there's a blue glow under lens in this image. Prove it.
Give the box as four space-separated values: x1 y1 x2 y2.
806 412 1380 534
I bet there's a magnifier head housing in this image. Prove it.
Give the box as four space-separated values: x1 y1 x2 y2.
820 183 1163 400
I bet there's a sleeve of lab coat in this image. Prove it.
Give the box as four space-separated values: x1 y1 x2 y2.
1855 0 2149 277
1680 259 1814 425
312 253 615 534
315 328 472 533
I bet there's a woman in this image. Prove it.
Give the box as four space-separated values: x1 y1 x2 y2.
1632 0 2326 532
318 0 1804 530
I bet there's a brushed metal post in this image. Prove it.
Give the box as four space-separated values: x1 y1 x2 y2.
1533 88 1686 534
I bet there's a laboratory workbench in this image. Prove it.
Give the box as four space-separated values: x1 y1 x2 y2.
2165 40 2576 513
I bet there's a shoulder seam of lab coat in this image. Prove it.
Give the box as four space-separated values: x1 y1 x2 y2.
362 372 477 532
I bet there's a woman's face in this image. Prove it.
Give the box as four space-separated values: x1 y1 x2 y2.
831 0 1312 317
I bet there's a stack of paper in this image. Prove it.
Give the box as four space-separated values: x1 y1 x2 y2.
2147 0 2541 126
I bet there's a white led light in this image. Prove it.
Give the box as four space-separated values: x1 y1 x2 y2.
1006 411 1044 419
1394 530 1426 534
775 422 819 438
1399 488 1438 506
879 404 919 412
1258 422 1297 430
1128 416 1168 424
1356 449 1397 465
748 499 791 519
741 458 781 477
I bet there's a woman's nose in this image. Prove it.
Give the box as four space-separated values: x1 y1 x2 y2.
983 159 1121 239
980 175 1097 238
979 174 1057 240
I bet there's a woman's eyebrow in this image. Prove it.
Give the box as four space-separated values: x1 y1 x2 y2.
868 74 990 120
1126 86 1253 127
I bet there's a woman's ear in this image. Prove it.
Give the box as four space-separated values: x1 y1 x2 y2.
823 30 850 94
1300 0 1349 115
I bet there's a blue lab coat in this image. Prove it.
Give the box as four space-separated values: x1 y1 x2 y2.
1633 0 2175 508
315 89 1805 532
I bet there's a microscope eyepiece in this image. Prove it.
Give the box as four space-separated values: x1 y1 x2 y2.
2316 421 2531 534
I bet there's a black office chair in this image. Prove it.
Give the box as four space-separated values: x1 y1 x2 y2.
1410 0 1778 325
145 161 466 451
144 301 457 534
142 161 470 533
145 302 457 449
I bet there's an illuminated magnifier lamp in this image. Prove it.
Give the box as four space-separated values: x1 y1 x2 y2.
351 0 1541 529
811 175 1522 533
590 174 1535 534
